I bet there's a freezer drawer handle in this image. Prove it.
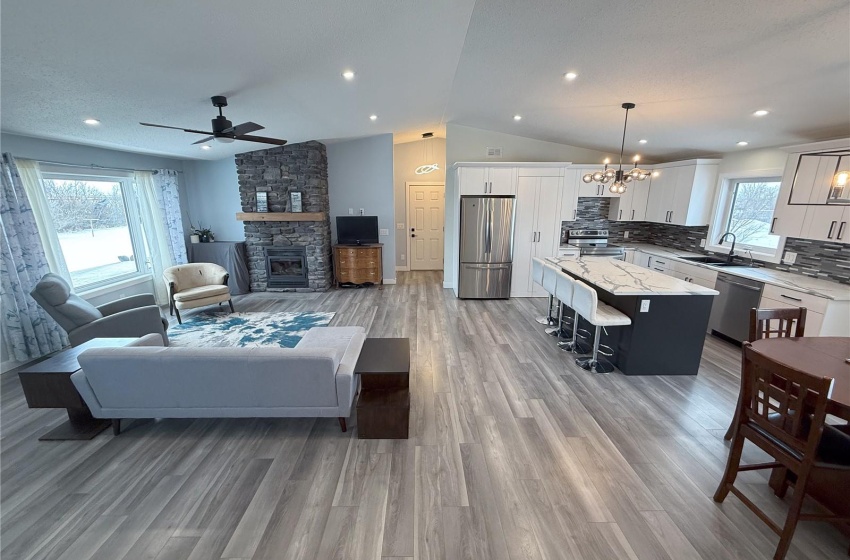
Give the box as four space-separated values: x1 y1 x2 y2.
464 264 510 270
779 294 803 302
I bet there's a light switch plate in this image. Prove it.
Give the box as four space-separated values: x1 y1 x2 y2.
623 231 630 239
397 223 405 230
783 251 797 264
699 238 706 248
640 300 650 313
379 228 389 236
348 208 354 215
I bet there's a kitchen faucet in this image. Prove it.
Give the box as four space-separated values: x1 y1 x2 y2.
717 231 737 263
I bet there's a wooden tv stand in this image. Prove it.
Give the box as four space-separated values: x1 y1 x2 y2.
332 244 383 287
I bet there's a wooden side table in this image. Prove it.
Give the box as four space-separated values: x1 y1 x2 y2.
355 338 410 439
18 338 136 440
332 244 383 287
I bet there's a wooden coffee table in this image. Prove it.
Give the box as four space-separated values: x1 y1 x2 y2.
355 338 410 439
18 338 136 440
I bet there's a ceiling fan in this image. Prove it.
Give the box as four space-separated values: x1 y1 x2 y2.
140 96 287 146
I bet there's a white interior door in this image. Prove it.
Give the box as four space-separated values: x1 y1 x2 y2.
408 183 445 270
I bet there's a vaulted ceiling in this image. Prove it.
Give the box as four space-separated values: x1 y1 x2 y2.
2 0 848 160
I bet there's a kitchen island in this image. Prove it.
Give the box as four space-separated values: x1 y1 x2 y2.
547 257 718 375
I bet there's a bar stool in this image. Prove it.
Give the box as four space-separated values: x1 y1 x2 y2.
552 269 577 346
556 273 591 355
570 280 631 374
542 262 562 336
532 257 555 325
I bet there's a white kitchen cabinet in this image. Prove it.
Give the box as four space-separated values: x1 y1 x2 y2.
512 176 562 297
458 166 517 196
800 204 849 242
559 168 579 223
758 283 849 337
771 153 809 238
609 178 651 221
644 160 720 226
633 250 652 268
575 168 622 198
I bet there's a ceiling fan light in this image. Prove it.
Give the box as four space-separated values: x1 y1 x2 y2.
215 136 235 144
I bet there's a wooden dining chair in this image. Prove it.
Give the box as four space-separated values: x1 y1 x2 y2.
724 307 808 440
714 343 850 560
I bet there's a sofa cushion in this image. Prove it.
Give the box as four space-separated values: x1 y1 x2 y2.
173 284 230 302
296 326 364 365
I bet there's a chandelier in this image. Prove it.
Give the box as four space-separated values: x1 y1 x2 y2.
415 132 440 175
582 102 651 194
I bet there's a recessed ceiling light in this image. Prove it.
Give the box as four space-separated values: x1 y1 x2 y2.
342 70 355 80
753 109 769 117
369 114 378 121
513 115 522 121
638 139 648 144
564 72 578 81
83 118 100 125
201 145 211 150
737 141 749 146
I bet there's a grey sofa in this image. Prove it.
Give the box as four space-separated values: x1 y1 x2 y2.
30 273 169 347
71 326 366 434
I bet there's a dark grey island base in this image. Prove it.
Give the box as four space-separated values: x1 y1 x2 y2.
548 257 719 376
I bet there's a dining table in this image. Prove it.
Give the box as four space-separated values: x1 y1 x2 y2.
749 336 850 538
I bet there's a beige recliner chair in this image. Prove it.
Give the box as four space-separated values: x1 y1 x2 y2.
163 263 233 324
30 273 169 346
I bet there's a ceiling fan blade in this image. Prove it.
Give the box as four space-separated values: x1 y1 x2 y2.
235 134 287 146
140 122 213 135
224 122 264 136
191 136 215 145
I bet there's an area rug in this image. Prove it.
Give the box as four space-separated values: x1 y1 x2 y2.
167 311 335 348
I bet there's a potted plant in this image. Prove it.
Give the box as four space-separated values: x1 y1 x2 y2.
192 224 215 243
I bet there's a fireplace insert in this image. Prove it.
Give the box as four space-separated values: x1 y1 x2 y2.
265 247 308 288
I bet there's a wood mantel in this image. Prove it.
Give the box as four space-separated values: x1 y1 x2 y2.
236 212 327 222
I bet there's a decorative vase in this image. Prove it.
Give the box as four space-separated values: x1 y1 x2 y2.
190 234 200 244
200 234 210 243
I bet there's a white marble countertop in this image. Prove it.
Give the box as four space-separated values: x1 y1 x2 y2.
619 243 850 301
546 256 719 296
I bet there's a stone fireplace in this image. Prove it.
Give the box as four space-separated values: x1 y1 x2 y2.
265 247 308 288
236 141 333 292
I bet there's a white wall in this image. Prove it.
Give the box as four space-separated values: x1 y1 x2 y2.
393 137 446 269
715 147 788 176
0 133 189 301
327 134 396 282
443 123 614 290
182 157 243 241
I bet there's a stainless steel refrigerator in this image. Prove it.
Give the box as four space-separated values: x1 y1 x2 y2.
458 195 516 299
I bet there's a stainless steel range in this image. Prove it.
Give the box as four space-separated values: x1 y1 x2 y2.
564 229 625 259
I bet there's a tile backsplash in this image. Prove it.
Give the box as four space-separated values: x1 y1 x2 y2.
563 197 850 285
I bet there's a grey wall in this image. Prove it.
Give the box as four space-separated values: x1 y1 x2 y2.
327 134 396 281
443 123 614 290
182 157 243 241
393 137 446 269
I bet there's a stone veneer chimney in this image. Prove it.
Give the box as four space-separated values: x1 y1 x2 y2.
236 141 333 291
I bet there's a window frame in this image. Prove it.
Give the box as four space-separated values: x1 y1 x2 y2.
706 168 786 264
39 167 150 291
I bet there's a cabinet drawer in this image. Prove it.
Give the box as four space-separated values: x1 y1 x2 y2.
759 295 824 336
761 284 828 315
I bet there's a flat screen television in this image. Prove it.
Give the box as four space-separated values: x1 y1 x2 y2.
336 216 379 245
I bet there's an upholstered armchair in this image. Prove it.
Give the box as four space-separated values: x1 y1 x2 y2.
30 273 169 347
162 263 233 324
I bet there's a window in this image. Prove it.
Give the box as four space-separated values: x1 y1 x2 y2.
41 171 148 290
709 174 784 260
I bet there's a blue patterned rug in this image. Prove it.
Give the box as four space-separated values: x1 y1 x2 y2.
168 311 335 348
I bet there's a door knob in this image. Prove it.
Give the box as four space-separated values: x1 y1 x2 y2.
411 228 415 232
411 234 416 237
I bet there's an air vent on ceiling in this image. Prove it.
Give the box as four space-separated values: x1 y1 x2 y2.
486 147 502 158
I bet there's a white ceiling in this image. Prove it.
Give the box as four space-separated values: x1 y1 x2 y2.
2 0 849 161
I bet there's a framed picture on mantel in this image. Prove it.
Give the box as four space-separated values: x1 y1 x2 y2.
256 191 268 213
290 191 303 212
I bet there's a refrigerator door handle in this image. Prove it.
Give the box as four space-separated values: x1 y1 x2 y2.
464 264 511 270
485 199 493 254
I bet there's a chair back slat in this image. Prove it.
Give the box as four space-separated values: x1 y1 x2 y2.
749 307 806 342
741 343 832 459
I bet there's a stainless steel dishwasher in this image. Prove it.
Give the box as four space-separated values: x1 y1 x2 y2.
708 273 764 343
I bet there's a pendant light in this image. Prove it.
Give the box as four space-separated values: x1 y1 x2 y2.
581 103 651 194
415 132 439 175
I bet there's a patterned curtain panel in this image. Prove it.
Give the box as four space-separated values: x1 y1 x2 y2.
152 169 188 265
0 153 68 363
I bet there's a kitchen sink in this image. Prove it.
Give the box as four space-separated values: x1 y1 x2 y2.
679 256 754 268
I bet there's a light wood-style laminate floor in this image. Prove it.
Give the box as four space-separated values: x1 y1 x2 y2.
2 271 846 560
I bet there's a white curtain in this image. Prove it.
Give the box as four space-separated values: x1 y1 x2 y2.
134 171 174 304
16 159 71 281
152 169 188 265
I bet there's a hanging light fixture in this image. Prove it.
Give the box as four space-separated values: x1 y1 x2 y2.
582 103 651 194
415 132 440 175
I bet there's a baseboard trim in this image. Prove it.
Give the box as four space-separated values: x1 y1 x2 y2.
396 265 410 272
383 278 397 285
443 281 453 289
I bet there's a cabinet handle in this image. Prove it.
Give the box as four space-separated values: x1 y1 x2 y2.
573 209 576 220
619 209 622 220
668 211 673 223
631 209 635 220
827 220 837 239
839 221 847 240
770 217 777 234
780 294 803 302
489 182 492 193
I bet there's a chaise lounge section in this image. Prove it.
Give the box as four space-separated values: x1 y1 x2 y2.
71 326 366 434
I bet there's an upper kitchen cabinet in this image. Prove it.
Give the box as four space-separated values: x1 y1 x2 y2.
575 167 622 198
560 167 579 223
458 165 517 196
609 176 651 221
645 160 720 226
